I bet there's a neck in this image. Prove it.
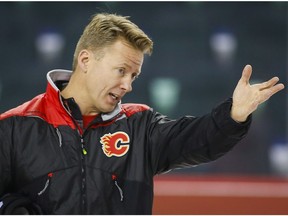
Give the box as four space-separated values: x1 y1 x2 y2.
60 73 99 116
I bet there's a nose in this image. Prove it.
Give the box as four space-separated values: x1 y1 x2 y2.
120 78 133 93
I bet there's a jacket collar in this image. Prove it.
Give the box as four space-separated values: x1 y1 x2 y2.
46 69 123 122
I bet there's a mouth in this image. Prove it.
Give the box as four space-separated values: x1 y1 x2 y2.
109 92 121 102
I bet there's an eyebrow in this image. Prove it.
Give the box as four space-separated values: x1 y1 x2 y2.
122 63 141 74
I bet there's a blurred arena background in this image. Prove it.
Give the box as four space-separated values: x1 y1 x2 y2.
0 2 287 214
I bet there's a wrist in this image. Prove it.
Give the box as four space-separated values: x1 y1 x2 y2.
230 108 248 123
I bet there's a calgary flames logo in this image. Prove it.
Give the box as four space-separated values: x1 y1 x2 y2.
100 132 130 157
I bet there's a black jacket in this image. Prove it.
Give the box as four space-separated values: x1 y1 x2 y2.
0 69 251 214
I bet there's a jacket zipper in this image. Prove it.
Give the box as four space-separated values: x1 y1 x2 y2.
56 128 63 147
78 134 86 214
59 94 88 214
38 173 53 196
55 127 87 212
112 174 124 202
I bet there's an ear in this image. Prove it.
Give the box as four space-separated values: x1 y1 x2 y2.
77 49 91 72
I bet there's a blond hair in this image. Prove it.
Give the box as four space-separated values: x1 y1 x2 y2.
72 13 153 71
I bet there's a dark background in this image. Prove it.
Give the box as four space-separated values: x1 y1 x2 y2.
0 2 287 178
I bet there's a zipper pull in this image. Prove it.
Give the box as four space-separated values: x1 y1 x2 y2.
81 137 88 155
82 148 88 155
112 174 124 202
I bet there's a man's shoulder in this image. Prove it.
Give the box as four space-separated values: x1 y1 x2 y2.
121 103 151 117
0 93 46 121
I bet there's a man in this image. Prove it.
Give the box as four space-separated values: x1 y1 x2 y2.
0 13 284 214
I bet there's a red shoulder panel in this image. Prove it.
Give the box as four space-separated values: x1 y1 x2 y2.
121 103 150 117
0 94 46 120
0 84 76 129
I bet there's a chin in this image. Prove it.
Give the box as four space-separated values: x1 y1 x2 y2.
102 106 116 114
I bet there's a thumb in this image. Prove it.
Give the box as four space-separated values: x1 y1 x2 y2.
240 64 252 85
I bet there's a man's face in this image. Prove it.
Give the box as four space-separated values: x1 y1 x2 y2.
84 39 144 114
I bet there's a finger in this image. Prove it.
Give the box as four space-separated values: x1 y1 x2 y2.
258 77 280 91
270 83 285 95
240 64 252 84
261 83 285 102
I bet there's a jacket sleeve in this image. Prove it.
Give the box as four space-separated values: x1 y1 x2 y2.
0 117 13 197
147 98 252 175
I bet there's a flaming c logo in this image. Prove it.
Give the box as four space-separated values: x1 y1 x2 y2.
100 132 130 157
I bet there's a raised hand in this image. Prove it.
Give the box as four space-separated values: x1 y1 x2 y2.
231 65 285 122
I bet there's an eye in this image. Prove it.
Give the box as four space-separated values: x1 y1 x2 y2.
118 68 125 75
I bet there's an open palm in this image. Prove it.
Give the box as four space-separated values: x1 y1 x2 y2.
231 65 285 122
